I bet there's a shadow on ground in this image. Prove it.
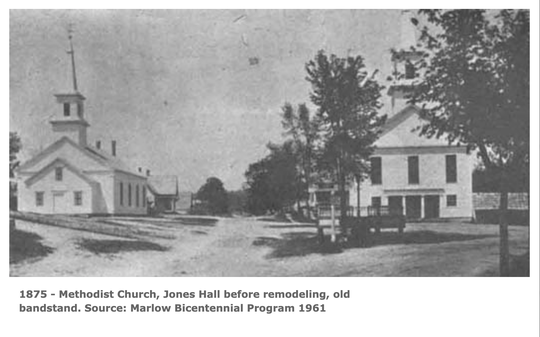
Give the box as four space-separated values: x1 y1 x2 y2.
368 230 495 247
172 218 218 227
253 232 342 258
10 229 54 264
77 238 169 255
254 230 496 259
266 224 317 229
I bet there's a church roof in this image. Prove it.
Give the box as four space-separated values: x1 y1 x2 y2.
147 175 179 196
378 104 421 138
24 157 98 187
17 136 146 179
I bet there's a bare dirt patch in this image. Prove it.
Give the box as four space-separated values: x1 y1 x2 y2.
9 217 530 277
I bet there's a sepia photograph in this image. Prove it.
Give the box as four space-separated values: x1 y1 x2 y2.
9 9 530 277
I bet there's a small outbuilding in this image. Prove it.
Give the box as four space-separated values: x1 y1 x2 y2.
147 175 179 213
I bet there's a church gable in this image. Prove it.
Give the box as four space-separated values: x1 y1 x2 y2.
375 106 451 148
17 137 111 174
24 157 97 188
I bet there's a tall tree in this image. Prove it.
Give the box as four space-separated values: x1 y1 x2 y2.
305 51 386 233
281 102 320 218
196 177 229 215
245 141 301 215
405 9 529 275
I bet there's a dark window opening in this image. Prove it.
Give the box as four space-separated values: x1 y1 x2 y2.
128 184 132 207
63 103 70 116
408 156 419 184
405 61 416 79
446 155 457 183
36 192 44 206
55 167 63 181
136 185 140 207
120 182 124 206
371 157 382 185
447 195 457 207
74 191 83 206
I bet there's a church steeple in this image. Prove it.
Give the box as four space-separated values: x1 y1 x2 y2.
387 10 423 114
67 25 79 92
50 26 89 147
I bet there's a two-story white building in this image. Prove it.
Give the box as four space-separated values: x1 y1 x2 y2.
16 34 147 215
348 105 474 220
310 11 474 221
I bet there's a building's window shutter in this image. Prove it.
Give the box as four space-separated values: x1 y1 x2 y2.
371 157 382 185
408 156 419 184
63 103 70 116
446 155 457 183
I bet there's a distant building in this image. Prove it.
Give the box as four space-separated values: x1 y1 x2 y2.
16 33 147 215
147 175 179 213
309 11 474 220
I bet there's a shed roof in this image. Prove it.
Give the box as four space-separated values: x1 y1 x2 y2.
147 175 179 196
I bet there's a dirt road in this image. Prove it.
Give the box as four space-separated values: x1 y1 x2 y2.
10 217 529 277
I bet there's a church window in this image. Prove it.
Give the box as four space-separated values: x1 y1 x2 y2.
63 103 70 116
55 167 63 181
35 192 44 206
136 185 140 207
74 191 83 206
128 184 132 207
120 182 124 206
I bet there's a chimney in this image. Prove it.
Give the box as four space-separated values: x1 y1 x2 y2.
111 140 117 157
96 140 101 150
146 169 151 177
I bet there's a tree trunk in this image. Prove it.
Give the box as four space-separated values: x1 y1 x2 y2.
305 150 311 220
499 187 510 276
337 159 348 239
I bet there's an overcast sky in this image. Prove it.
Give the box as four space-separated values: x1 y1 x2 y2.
10 9 405 191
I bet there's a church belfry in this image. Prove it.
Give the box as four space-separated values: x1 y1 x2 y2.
50 27 89 147
387 10 423 114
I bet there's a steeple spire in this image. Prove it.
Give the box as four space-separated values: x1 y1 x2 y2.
67 24 78 92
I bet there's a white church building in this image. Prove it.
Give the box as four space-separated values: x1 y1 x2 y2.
16 34 147 215
310 11 474 220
